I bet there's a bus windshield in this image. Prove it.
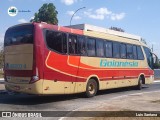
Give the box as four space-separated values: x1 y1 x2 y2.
143 47 153 69
4 24 33 46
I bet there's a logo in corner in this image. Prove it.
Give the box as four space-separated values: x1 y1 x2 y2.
8 6 18 16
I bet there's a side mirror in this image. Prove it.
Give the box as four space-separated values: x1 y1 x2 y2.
152 53 159 64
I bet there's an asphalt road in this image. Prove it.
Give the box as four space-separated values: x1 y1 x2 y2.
0 82 160 119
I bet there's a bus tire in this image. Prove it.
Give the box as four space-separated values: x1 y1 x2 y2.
137 77 143 90
85 79 98 98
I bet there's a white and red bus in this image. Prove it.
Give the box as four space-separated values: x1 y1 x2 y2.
4 23 154 97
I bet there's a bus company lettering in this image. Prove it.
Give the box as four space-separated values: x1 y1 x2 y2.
100 59 138 67
5 63 27 69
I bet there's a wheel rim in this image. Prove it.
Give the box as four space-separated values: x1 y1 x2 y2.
88 83 95 95
140 79 142 87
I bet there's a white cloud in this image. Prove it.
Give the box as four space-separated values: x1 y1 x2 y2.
66 11 81 20
84 7 125 21
111 13 126 21
61 0 77 5
18 19 28 23
66 11 74 16
95 8 112 15
84 8 107 20
84 10 105 20
73 16 81 20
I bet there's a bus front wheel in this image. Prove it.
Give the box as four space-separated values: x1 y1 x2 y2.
137 77 143 90
85 79 98 98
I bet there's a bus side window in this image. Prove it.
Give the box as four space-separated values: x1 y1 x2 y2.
69 35 78 55
46 30 67 54
120 43 126 59
113 42 120 58
87 38 96 56
133 45 138 59
137 46 144 60
127 44 133 59
105 41 112 58
96 39 104 57
77 36 86 55
143 47 153 68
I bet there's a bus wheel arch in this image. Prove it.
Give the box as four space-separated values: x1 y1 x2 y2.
137 74 145 90
139 74 145 84
85 76 99 97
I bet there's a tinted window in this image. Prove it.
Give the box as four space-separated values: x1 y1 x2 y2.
69 35 78 54
96 39 104 57
4 24 33 46
120 43 126 58
105 41 112 58
46 30 67 53
133 45 138 59
127 44 133 59
137 46 144 60
77 36 86 55
87 38 96 56
113 42 120 58
144 47 153 68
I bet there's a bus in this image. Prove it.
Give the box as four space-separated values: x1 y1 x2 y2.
4 22 155 97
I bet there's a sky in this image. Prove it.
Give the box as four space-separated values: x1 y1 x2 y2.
0 0 160 57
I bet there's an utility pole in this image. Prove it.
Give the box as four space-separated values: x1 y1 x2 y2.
70 7 86 26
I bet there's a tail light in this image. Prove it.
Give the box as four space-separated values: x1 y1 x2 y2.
30 67 39 83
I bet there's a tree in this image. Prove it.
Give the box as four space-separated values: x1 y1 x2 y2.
30 3 58 25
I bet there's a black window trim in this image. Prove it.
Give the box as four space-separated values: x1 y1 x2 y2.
86 37 96 57
132 45 138 60
126 43 133 59
77 35 87 56
68 33 87 56
137 45 145 60
44 29 68 55
44 29 87 56
96 38 105 58
68 34 78 55
43 28 145 60
120 43 127 59
104 40 113 58
4 24 34 47
113 41 120 58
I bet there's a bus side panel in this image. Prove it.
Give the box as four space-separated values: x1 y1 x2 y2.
43 50 84 94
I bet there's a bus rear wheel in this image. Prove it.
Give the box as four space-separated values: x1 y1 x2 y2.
85 79 98 98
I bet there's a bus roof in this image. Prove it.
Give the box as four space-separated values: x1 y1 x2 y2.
68 24 140 40
67 24 147 45
6 22 148 46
